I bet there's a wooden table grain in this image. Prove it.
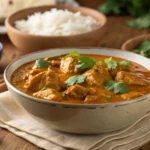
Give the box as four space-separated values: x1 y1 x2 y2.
0 15 150 150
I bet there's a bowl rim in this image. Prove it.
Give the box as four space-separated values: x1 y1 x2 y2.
121 34 150 50
4 47 150 109
5 5 107 38
0 42 3 59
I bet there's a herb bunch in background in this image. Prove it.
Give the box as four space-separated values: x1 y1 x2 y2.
97 0 150 28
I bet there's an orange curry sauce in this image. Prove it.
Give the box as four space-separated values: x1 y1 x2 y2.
11 54 150 104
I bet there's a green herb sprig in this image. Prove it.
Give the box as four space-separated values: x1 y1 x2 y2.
97 0 150 28
105 80 129 94
76 56 96 70
132 41 150 58
65 75 86 86
33 59 49 69
65 51 80 58
104 57 131 69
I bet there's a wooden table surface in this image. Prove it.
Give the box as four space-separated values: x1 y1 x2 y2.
1 14 150 150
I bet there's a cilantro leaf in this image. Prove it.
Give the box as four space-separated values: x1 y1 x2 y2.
113 82 129 94
119 60 131 66
132 41 150 58
33 59 49 69
65 75 86 86
132 49 141 54
138 41 150 50
62 93 67 99
127 14 150 28
96 61 102 65
97 0 150 29
105 80 129 94
76 56 96 70
105 80 116 91
104 57 118 69
105 95 112 101
97 0 123 15
65 51 80 58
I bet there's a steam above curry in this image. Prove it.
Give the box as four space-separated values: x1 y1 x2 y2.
11 51 150 104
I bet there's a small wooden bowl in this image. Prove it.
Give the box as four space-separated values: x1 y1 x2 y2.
121 34 150 51
5 5 107 54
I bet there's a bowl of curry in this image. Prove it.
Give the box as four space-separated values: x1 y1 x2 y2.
4 48 150 134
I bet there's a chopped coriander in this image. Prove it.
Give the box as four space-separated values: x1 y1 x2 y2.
41 86 50 91
33 59 49 69
127 14 150 29
105 80 129 94
65 75 86 86
113 82 129 94
105 95 112 101
132 49 141 54
62 93 67 99
65 51 80 58
105 80 116 91
97 0 150 29
137 41 150 50
96 61 102 65
104 57 118 69
132 41 150 58
75 56 96 70
119 60 131 66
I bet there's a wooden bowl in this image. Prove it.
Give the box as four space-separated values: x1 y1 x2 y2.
121 34 150 51
5 5 107 54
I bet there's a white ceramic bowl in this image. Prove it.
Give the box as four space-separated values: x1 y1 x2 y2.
4 48 150 134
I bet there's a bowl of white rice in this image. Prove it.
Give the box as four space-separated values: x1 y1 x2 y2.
5 5 107 54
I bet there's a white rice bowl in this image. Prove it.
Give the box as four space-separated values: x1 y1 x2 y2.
15 8 100 36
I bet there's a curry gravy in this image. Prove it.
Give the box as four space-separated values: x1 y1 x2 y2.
11 54 150 104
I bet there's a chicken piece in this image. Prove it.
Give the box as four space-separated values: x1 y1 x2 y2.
84 95 101 104
121 91 144 100
60 57 79 73
23 68 46 80
115 71 150 85
33 89 62 101
109 66 129 78
83 65 112 87
50 60 60 66
25 70 62 91
65 84 89 99
24 71 46 90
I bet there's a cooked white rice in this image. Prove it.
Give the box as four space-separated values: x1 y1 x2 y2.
15 8 100 36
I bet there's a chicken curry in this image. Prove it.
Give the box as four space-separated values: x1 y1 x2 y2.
11 51 150 104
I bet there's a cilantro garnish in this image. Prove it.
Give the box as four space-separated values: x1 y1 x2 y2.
105 95 112 101
62 93 67 99
105 80 129 94
104 57 118 69
97 0 150 29
65 75 86 86
96 61 102 65
113 82 129 94
104 57 131 69
105 80 116 91
119 60 131 66
65 51 80 58
127 14 150 29
33 59 49 69
132 41 150 58
76 56 96 70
